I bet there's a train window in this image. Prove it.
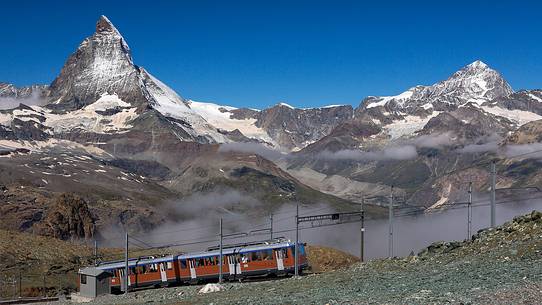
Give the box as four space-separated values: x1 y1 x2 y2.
129 267 136 275
250 251 259 261
80 274 87 285
205 257 215 266
180 260 187 269
282 248 289 258
193 258 205 267
240 254 248 263
262 249 273 260
166 262 173 270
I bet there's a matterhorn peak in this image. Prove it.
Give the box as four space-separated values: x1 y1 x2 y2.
96 15 119 34
466 60 488 69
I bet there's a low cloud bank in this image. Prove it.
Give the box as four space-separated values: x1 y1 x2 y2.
318 145 418 161
407 132 455 148
218 142 285 160
458 142 499 154
0 91 47 110
503 142 542 159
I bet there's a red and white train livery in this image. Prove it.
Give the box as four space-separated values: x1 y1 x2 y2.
89 240 307 291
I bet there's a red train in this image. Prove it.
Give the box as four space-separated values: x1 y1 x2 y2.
89 239 308 292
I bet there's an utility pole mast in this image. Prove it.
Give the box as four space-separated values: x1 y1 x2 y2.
294 203 299 277
388 186 394 258
360 194 365 262
468 182 473 239
94 239 98 266
124 232 128 294
490 161 496 228
219 218 223 283
270 214 273 240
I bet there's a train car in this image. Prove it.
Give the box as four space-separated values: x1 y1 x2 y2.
90 239 307 292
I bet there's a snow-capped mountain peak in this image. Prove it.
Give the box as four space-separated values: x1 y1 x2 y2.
96 15 120 35
442 60 513 101
466 59 487 69
362 60 513 112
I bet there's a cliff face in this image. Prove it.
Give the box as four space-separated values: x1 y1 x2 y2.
34 193 96 240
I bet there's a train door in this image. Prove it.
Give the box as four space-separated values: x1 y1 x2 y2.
119 268 130 291
189 259 197 279
159 263 168 283
228 255 242 277
276 249 285 271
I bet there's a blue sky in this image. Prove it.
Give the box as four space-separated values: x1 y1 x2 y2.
1 0 541 109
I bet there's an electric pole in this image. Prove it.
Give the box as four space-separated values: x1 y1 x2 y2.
94 239 98 266
294 203 299 277
219 218 223 283
270 214 273 240
490 161 496 228
468 181 473 239
360 195 365 262
389 186 394 258
124 232 128 294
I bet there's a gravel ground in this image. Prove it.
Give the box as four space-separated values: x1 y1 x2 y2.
51 211 542 305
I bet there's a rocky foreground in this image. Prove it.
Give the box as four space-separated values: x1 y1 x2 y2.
51 211 542 305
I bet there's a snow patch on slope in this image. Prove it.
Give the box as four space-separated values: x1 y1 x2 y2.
189 100 274 143
1 94 138 134
46 94 137 133
481 106 542 126
384 112 440 139
366 90 415 109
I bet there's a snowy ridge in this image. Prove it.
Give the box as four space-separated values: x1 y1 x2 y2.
277 102 295 109
139 69 229 142
365 89 415 109
189 100 275 144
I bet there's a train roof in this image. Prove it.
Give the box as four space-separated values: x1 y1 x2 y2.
95 240 299 270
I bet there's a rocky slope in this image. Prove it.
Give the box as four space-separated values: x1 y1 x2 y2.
189 101 354 150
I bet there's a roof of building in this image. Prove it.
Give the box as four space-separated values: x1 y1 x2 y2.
79 267 109 277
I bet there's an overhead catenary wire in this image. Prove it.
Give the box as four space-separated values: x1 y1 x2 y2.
118 204 336 242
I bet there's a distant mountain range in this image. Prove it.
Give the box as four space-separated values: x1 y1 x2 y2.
1 16 541 241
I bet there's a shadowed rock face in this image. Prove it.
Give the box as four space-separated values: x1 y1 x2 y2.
34 193 96 240
255 104 354 150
